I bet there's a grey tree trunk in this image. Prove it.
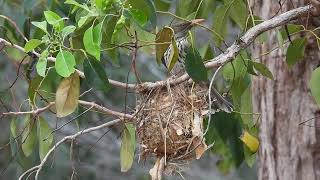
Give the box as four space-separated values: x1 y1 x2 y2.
250 0 320 180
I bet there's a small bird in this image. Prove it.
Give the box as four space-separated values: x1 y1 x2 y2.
161 19 233 113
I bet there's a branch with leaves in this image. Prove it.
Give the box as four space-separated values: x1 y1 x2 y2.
0 0 319 179
0 5 313 92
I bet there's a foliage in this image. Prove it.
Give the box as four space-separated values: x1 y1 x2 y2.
0 0 319 179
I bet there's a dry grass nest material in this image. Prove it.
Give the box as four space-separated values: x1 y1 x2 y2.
136 82 210 163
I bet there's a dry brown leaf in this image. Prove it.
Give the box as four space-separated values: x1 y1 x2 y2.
55 72 80 117
192 137 207 159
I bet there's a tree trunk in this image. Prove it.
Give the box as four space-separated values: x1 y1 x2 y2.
250 0 320 180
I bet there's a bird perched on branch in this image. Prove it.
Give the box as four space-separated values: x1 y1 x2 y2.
161 19 233 113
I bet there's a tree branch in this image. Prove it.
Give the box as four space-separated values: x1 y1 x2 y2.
135 5 313 91
0 5 313 92
1 102 55 116
18 118 122 180
78 100 133 119
1 100 133 120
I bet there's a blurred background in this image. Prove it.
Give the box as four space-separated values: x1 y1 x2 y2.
0 0 257 179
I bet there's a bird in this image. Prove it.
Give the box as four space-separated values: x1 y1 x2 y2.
161 19 233 113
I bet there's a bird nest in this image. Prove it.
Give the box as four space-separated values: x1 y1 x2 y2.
135 81 210 177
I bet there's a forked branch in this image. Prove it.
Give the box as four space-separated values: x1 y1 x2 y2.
0 5 313 92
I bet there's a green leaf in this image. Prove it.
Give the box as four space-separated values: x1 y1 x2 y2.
103 16 120 65
252 61 274 80
276 30 284 48
154 0 171 11
129 9 148 27
244 145 256 167
22 116 37 157
155 26 174 65
310 67 320 106
204 45 214 61
247 60 257 76
10 118 17 138
44 11 65 30
37 116 53 160
10 122 29 167
217 159 233 174
113 15 126 35
223 53 251 109
55 50 76 77
280 24 303 40
78 16 90 28
83 58 111 92
241 86 253 127
126 0 156 31
205 112 245 170
229 124 244 167
168 38 179 71
95 0 113 10
65 0 91 12
83 21 104 61
55 72 80 117
95 0 104 9
24 39 42 53
212 5 229 47
185 47 207 81
36 57 47 77
286 38 306 68
225 0 247 30
36 50 49 77
61 25 76 40
28 75 44 104
199 44 215 61
120 123 136 172
176 0 203 18
31 21 48 34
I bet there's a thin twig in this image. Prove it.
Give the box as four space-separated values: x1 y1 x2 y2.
1 102 55 116
19 118 122 180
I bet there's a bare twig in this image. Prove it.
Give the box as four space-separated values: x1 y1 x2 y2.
131 31 142 83
2 100 133 120
78 100 133 119
1 102 55 116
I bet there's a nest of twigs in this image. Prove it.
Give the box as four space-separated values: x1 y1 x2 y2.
136 81 210 177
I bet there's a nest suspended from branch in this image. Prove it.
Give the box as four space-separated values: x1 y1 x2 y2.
136 81 211 168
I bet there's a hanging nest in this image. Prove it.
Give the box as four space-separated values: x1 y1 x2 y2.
135 81 211 177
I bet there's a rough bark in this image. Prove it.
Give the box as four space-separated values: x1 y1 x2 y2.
251 0 320 180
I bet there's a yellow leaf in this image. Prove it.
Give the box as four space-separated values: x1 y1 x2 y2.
240 131 259 153
55 72 80 117
155 26 174 64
